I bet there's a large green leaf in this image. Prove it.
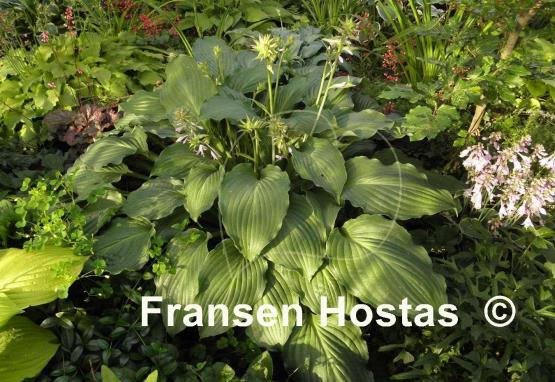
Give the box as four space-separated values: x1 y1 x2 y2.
291 138 346 203
101 366 121 382
342 157 455 220
77 128 148 170
200 95 256 121
0 316 59 382
119 90 166 122
151 143 210 178
401 105 460 141
0 293 20 328
283 314 372 382
193 37 237 80
300 267 356 315
69 163 130 200
93 217 154 274
184 164 225 222
336 109 393 139
246 266 300 350
122 178 185 220
263 195 326 278
155 230 210 335
0 247 87 312
219 164 290 261
197 240 267 338
160 55 217 116
83 190 124 235
327 214 447 309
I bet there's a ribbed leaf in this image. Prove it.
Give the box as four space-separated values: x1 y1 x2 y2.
283 314 372 382
119 90 166 122
155 230 210 335
291 138 347 203
70 163 130 200
151 143 210 178
122 178 185 220
0 316 59 382
219 164 290 261
197 240 267 338
242 351 273 382
93 217 154 274
327 214 447 309
342 157 455 220
193 37 237 80
201 95 256 121
83 190 124 235
77 128 148 170
160 55 217 116
264 194 326 278
247 266 300 350
0 294 20 328
305 191 340 235
336 109 393 139
0 247 87 312
300 267 356 315
184 164 225 222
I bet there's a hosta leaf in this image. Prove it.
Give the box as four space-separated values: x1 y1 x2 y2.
283 314 372 382
0 247 87 312
300 267 356 315
264 195 326 278
193 37 237 80
305 191 340 235
327 214 447 309
219 164 290 261
200 95 256 121
77 128 148 170
144 371 159 382
336 109 393 139
156 230 209 335
0 316 59 382
184 164 225 222
151 143 210 178
343 157 455 220
0 293 20 328
93 217 154 274
247 266 300 350
69 163 130 200
284 108 336 135
401 105 460 141
160 55 217 116
84 190 124 235
119 90 166 122
242 351 273 382
122 178 185 220
291 138 346 203
197 240 267 337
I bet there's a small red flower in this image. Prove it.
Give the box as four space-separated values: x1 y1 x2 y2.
138 14 162 37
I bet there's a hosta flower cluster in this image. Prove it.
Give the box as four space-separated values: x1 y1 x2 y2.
461 133 555 228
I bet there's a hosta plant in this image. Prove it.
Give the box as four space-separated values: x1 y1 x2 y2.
69 27 458 381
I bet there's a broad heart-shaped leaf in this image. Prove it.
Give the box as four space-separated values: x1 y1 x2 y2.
184 164 225 222
291 138 347 203
283 314 372 382
93 217 154 274
151 143 211 179
219 164 290 261
326 214 447 309
192 37 237 80
246 266 300 350
196 240 267 338
401 105 460 141
76 128 148 170
122 178 185 220
69 163 130 200
242 351 273 382
200 95 256 122
336 109 394 139
263 195 326 279
84 190 124 235
300 267 356 315
155 229 210 335
0 316 59 382
0 247 87 313
342 157 456 220
0 293 19 328
160 55 217 116
119 90 166 122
